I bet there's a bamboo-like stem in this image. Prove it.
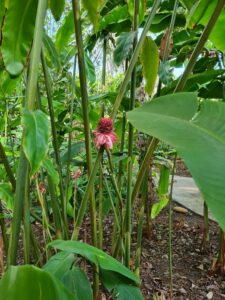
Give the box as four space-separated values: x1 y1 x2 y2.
98 166 103 249
71 0 98 250
0 142 16 192
117 112 126 191
71 4 99 296
8 0 48 266
47 175 63 239
125 0 139 268
168 153 177 297
103 177 121 231
23 172 30 264
41 51 67 237
71 148 104 240
174 0 225 92
102 37 107 86
111 0 161 120
132 138 158 206
65 55 77 203
203 202 209 242
134 170 148 277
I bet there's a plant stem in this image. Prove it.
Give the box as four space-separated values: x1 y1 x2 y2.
203 202 209 242
65 55 77 203
0 142 16 192
8 0 48 266
41 51 68 238
125 0 139 268
112 0 161 120
71 147 104 240
134 169 148 278
174 0 225 92
168 153 177 297
117 111 126 191
102 37 107 86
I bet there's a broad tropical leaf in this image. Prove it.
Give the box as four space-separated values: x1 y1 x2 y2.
140 36 159 95
82 0 103 30
186 0 225 50
43 32 61 69
127 92 225 231
1 0 38 76
114 32 134 66
49 0 65 21
98 5 129 31
61 268 93 300
22 109 50 176
114 284 144 300
0 265 77 300
49 240 140 285
55 10 74 53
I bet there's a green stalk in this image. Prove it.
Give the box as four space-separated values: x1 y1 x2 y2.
0 142 16 192
8 0 48 266
134 169 148 278
65 55 77 203
41 51 67 237
47 175 63 239
103 177 121 231
203 202 209 243
98 166 103 249
71 148 104 240
112 0 161 120
71 0 97 250
168 153 177 297
102 37 107 86
174 0 225 92
117 111 126 191
132 138 158 207
0 199 8 253
125 0 139 268
23 171 30 264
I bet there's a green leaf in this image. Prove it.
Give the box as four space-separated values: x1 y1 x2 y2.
49 0 65 21
84 52 96 83
140 36 159 95
61 142 85 164
0 265 77 300
127 92 225 231
1 0 38 76
114 284 144 300
61 268 93 300
98 5 129 31
157 164 170 195
55 10 74 53
44 251 75 279
49 240 140 285
187 1 225 50
0 183 13 210
113 32 134 66
42 158 59 185
22 109 50 176
43 32 61 70
151 196 169 219
82 0 103 30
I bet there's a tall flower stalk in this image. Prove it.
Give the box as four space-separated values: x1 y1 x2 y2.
8 0 48 266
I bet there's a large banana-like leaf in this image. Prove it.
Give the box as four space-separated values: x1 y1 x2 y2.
127 92 225 231
0 265 77 300
1 0 38 76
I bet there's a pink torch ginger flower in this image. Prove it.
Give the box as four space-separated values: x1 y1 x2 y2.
94 117 118 149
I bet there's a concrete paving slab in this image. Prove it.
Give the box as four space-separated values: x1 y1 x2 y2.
172 176 215 221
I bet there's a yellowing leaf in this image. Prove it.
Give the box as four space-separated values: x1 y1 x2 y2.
140 36 159 96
